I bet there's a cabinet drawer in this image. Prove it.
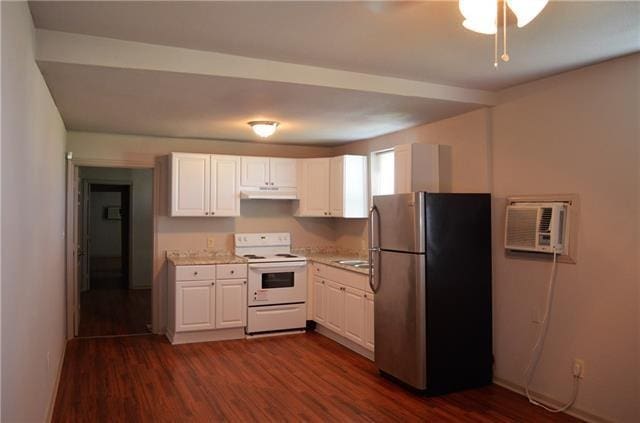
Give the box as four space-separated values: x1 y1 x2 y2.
216 264 247 279
175 265 215 281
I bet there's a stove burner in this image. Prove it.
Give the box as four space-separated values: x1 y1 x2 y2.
243 254 266 259
275 254 298 258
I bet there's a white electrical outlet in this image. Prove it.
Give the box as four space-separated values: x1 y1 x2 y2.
573 359 585 378
207 237 215 248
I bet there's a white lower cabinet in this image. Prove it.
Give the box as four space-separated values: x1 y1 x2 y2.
312 265 374 353
313 277 327 324
364 292 375 351
169 263 248 344
325 280 345 333
215 278 247 329
175 280 216 332
344 287 365 345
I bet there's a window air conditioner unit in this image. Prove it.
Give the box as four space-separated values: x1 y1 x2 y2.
504 202 567 254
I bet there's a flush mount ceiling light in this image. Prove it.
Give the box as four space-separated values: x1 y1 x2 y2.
459 0 548 67
248 121 279 138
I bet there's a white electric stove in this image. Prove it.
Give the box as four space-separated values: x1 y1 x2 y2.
235 233 307 335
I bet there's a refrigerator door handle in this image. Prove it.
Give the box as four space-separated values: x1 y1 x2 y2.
368 205 381 293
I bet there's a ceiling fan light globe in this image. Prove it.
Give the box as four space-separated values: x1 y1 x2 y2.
506 0 549 28
459 0 497 34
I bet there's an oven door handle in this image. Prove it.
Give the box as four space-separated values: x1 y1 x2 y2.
249 262 307 269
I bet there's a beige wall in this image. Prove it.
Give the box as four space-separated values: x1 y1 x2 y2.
1 3 67 421
331 108 492 249
491 54 639 423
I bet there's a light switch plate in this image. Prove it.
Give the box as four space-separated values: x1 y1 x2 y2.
207 237 215 248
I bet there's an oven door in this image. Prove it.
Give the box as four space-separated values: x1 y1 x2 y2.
248 261 307 306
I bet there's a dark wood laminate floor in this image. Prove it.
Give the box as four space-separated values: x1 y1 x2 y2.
52 332 581 422
78 285 150 337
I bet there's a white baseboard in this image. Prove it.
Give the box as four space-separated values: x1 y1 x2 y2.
315 324 374 361
46 340 67 422
493 377 610 423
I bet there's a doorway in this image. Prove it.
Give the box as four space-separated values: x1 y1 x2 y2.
76 167 153 337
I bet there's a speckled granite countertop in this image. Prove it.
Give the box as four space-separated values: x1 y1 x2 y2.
166 250 246 266
294 247 370 275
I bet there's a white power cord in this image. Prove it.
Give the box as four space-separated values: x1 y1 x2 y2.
524 250 580 413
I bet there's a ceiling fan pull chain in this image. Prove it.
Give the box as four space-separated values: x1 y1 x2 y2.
501 0 510 62
494 1 499 67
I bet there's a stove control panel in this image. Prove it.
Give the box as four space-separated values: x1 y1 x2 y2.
235 232 291 247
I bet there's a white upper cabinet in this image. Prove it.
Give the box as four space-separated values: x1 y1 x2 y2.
211 155 240 216
269 158 297 188
170 153 240 217
241 157 270 188
170 153 210 217
297 155 367 218
241 157 297 189
296 158 331 216
330 155 368 218
394 144 440 194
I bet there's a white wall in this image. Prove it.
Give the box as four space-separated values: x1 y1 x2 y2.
80 166 154 289
1 2 67 422
491 54 640 423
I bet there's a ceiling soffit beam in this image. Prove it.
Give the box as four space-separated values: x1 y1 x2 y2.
35 29 497 106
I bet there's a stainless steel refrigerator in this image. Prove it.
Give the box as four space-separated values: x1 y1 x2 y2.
368 192 492 394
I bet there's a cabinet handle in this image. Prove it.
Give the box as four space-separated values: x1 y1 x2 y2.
211 211 215 216
321 280 325 284
205 212 209 215
230 270 235 274
270 182 274 185
211 282 215 286
265 182 269 185
243 281 246 284
194 271 198 275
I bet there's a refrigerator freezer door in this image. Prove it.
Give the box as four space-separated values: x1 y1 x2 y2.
372 193 425 253
374 249 427 389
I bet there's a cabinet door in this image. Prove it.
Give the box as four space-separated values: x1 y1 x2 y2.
344 287 365 345
325 280 345 333
364 292 375 351
299 158 331 216
241 157 270 187
211 155 240 216
215 279 247 328
329 157 344 217
313 277 327 323
394 144 411 194
269 158 297 188
175 280 215 332
170 153 210 216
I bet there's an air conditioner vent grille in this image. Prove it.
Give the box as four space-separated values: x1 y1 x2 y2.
539 207 553 232
506 208 537 248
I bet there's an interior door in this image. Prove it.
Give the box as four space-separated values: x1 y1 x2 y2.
73 167 81 336
211 155 240 216
269 158 297 188
241 157 270 187
79 180 90 292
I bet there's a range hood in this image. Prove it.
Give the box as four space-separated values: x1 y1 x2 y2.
240 191 298 200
